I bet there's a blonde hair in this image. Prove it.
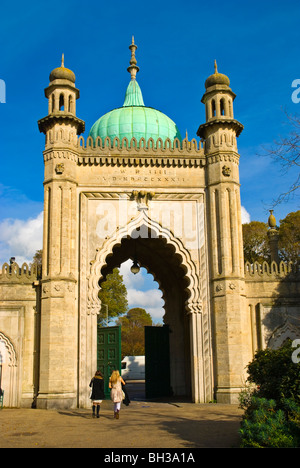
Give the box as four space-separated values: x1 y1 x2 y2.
110 370 120 385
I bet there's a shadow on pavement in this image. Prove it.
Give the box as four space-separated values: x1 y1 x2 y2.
161 415 242 448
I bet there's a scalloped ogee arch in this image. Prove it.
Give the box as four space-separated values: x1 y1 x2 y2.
99 236 189 324
100 251 169 322
87 210 201 316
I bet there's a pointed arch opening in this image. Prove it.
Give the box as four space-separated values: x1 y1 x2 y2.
220 98 226 116
68 95 74 113
211 99 216 117
59 93 65 111
51 94 55 113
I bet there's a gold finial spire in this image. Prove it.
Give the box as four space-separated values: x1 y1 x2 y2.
268 210 277 229
127 36 139 80
61 53 65 68
214 59 218 74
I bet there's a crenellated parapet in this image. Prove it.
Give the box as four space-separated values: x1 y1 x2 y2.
77 136 204 168
0 262 41 284
44 126 204 152
77 135 203 152
43 134 206 168
244 260 300 280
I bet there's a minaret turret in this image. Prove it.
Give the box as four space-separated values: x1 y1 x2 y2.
198 62 244 277
197 60 243 153
36 57 83 409
38 54 85 140
199 62 251 404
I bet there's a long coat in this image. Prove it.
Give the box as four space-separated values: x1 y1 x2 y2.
89 376 105 401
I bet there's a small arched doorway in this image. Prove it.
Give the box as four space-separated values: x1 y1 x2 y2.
0 332 18 407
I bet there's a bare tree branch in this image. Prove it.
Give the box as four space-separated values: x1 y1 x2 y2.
260 110 300 207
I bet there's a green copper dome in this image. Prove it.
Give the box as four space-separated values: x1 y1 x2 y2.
89 79 182 145
89 38 182 146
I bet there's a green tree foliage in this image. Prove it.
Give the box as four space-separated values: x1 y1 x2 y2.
278 210 300 263
116 308 153 357
242 210 300 264
98 268 128 326
242 221 270 263
246 341 300 404
31 249 43 267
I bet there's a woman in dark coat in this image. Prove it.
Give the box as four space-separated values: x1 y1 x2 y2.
89 370 105 418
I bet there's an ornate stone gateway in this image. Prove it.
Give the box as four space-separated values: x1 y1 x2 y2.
34 40 254 409
35 42 252 409
1 41 299 409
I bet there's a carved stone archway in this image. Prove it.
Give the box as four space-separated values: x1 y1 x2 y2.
78 209 213 406
88 209 201 315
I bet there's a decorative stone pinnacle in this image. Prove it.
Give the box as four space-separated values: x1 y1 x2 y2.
214 60 218 74
61 53 65 68
127 36 139 80
267 210 279 262
268 209 277 229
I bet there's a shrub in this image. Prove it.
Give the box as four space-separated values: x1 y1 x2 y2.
239 397 297 448
239 341 300 447
246 340 300 405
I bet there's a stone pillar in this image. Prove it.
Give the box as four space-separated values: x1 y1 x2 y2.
188 311 205 403
37 174 78 409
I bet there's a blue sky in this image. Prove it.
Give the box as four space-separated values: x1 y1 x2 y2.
0 0 299 322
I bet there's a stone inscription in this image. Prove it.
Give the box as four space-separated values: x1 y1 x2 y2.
80 165 205 187
102 168 185 184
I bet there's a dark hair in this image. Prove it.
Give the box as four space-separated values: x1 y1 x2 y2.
95 370 103 377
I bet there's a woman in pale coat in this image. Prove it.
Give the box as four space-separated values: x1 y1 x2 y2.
109 370 125 419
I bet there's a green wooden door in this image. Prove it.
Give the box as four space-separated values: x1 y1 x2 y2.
145 325 171 399
97 325 121 398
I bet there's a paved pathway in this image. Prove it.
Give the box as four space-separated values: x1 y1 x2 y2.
0 400 243 449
